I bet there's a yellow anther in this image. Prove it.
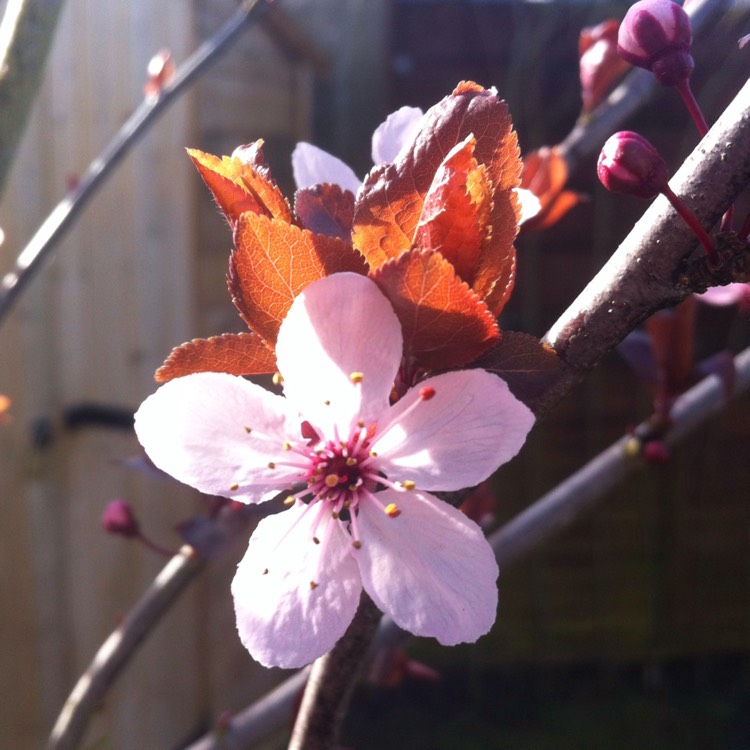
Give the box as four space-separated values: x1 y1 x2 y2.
272 372 284 385
349 371 364 384
385 503 401 518
283 441 292 450
346 457 357 467
324 473 340 488
352 540 362 549
229 483 239 491
402 480 416 491
348 484 358 492
369 450 378 457
283 496 295 506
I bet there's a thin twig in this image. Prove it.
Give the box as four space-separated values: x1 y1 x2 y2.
47 546 206 750
184 341 750 750
0 0 66 196
0 0 272 327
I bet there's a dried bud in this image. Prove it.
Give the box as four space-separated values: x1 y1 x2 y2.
617 0 694 86
597 131 669 199
102 499 141 538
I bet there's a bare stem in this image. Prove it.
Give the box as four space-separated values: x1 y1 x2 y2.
288 594 382 750
661 184 718 263
675 79 710 138
0 0 272 327
0 0 66 196
48 546 205 750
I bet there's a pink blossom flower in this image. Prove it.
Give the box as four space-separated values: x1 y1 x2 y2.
292 107 541 224
134 273 535 668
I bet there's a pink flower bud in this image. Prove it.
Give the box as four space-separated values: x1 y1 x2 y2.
617 0 694 86
102 499 141 538
597 131 669 199
642 440 670 464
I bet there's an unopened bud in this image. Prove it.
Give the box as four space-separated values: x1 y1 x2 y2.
597 131 669 199
102 499 140 538
617 0 693 86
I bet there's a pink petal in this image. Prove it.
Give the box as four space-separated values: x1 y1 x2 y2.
291 142 361 194
515 188 542 225
373 370 535 492
371 106 424 165
232 503 362 668
356 490 498 645
134 372 303 502
276 273 403 436
696 283 750 307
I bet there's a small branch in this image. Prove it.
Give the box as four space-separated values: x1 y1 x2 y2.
48 546 206 750
0 0 273 327
288 594 382 750
540 77 750 415
185 344 750 750
0 0 66 196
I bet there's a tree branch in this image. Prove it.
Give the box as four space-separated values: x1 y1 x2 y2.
539 77 750 415
47 546 205 750
0 0 273 327
0 0 66 197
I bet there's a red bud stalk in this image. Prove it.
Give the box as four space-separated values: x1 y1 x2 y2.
598 131 719 266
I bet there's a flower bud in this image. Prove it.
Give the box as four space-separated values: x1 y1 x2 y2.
102 499 141 538
617 0 694 86
597 131 669 199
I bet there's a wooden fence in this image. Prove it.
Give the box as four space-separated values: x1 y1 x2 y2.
0 0 328 746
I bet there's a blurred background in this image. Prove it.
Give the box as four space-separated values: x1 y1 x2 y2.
0 0 748 747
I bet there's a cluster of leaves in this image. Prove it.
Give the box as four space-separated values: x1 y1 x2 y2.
157 82 558 407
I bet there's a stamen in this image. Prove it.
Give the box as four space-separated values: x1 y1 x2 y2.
229 483 239 491
349 371 364 384
283 441 292 450
310 581 318 590
357 420 365 428
244 426 252 434
346 457 357 467
283 496 295 506
324 474 340 488
402 480 416 491
384 503 401 518
262 568 269 575
267 462 276 469
352 540 362 549
324 399 331 406
272 372 284 386
313 536 320 545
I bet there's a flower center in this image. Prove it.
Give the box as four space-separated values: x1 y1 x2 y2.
305 431 373 514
